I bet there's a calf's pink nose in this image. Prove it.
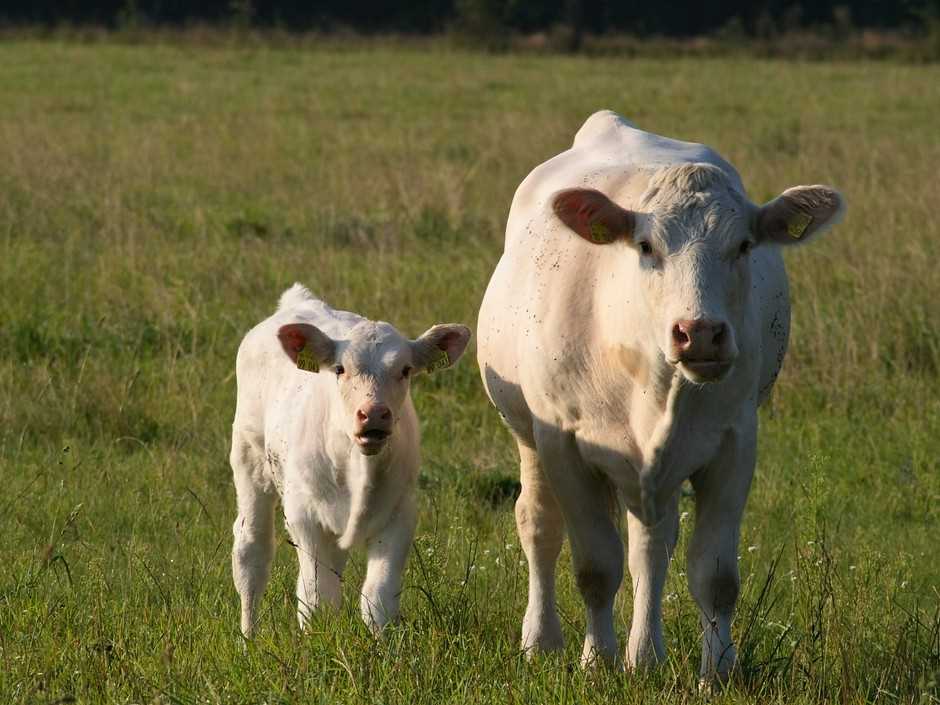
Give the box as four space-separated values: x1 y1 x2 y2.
356 402 392 428
672 319 727 359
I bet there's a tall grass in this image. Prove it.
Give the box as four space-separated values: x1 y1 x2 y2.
0 41 937 703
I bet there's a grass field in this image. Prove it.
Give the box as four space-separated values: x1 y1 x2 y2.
0 40 938 704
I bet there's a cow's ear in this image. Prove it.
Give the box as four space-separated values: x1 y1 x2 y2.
412 324 471 374
754 185 845 246
552 188 635 245
277 323 336 373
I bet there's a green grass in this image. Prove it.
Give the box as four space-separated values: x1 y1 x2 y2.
0 40 938 704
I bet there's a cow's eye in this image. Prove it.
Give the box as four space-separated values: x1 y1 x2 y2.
638 241 653 256
738 240 753 257
402 365 412 379
334 365 345 377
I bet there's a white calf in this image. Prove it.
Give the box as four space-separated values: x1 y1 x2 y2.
231 283 470 636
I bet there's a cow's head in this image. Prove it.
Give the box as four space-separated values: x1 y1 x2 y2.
277 320 470 455
553 163 844 384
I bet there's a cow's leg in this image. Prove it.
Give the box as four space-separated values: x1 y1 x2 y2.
515 442 566 655
536 429 623 667
360 495 417 635
687 425 756 684
625 492 679 669
284 500 348 630
231 432 277 638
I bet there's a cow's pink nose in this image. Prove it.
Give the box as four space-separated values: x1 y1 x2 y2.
356 403 392 428
672 319 727 359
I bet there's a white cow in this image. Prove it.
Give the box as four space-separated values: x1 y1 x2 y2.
231 283 470 637
477 111 844 681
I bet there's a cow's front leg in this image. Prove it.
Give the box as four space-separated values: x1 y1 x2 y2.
625 492 679 669
284 501 349 630
360 495 417 635
515 441 566 655
537 428 623 668
687 423 756 685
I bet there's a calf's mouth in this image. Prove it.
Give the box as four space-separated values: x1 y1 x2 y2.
354 429 391 455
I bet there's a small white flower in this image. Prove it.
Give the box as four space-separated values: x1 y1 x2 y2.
680 511 690 522
505 543 513 550
807 540 815 546
848 565 856 571
483 549 491 555
519 560 525 566
678 571 686 577
901 581 908 589
495 557 501 566
747 545 758 553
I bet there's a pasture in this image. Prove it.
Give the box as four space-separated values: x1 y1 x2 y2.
0 40 937 704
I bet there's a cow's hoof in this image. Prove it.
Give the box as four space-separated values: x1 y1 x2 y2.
697 670 733 695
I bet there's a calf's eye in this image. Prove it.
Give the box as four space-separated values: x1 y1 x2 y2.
334 365 345 377
738 240 753 256
638 241 653 255
402 366 412 379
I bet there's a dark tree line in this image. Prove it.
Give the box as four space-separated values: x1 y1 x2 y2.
2 0 938 36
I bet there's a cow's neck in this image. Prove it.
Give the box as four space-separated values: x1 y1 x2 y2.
635 369 689 524
592 314 712 524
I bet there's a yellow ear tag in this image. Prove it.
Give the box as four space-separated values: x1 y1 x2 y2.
787 212 813 239
590 221 612 244
426 349 450 373
295 346 319 373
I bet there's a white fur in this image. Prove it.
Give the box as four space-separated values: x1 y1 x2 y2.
231 284 467 637
478 111 843 680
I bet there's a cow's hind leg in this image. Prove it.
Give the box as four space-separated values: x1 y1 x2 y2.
625 492 679 669
687 424 756 685
536 429 623 667
283 500 349 630
515 442 566 655
231 430 277 638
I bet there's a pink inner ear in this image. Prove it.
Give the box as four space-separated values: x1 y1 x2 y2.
552 188 632 244
554 191 601 233
278 326 307 354
435 332 463 360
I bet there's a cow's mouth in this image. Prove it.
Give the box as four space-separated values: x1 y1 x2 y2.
354 429 391 455
675 359 733 383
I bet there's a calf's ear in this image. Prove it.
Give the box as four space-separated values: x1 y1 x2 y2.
755 185 845 246
277 323 336 373
412 324 471 374
552 188 635 245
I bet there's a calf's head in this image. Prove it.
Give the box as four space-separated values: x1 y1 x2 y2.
277 319 470 455
553 163 844 384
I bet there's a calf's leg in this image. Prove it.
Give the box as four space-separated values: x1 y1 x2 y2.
360 495 417 635
284 501 348 630
515 442 566 655
231 432 277 638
